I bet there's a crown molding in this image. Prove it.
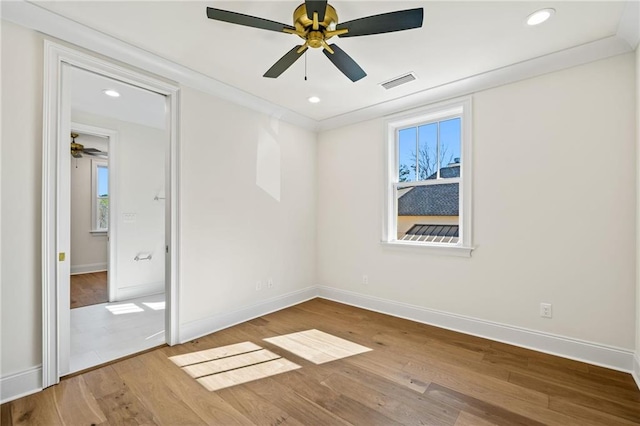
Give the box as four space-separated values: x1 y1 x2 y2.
316 34 633 131
2 0 636 134
0 0 319 132
616 0 640 50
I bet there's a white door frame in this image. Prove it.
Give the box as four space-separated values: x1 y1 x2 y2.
70 122 118 302
42 41 181 388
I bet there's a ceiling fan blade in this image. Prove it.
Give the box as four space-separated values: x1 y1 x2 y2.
83 148 108 157
336 8 423 37
206 7 295 33
323 44 366 82
264 46 306 78
82 148 109 158
85 152 109 158
305 1 327 22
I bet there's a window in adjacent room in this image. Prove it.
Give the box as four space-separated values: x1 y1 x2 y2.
384 97 472 254
91 159 109 232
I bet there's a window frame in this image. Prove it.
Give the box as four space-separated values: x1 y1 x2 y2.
383 97 473 256
90 158 109 234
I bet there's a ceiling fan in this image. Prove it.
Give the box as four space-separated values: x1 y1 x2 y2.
70 133 108 159
206 1 423 82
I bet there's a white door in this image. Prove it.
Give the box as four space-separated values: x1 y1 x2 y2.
58 63 72 376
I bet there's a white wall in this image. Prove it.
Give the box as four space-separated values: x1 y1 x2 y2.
0 20 317 388
71 110 166 301
179 86 317 327
317 53 637 351
69 134 108 273
1 20 44 378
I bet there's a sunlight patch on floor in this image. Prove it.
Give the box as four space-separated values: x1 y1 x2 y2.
169 341 300 392
143 301 166 310
263 329 372 364
105 303 144 315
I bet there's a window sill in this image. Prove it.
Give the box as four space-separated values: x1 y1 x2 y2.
90 230 108 236
380 240 474 257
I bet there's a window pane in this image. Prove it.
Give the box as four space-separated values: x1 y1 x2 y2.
396 183 459 241
439 118 461 177
97 198 109 230
398 127 417 182
97 165 108 197
417 123 438 180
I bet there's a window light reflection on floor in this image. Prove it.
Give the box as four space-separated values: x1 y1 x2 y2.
106 303 144 315
146 330 165 340
143 301 166 311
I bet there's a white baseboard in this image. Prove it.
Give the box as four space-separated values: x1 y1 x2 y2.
0 365 42 404
180 286 319 344
3 287 635 404
633 353 640 390
70 262 107 275
113 281 164 302
317 286 635 374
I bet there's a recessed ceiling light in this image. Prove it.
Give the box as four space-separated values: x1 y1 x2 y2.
103 89 120 97
526 8 555 26
308 96 321 104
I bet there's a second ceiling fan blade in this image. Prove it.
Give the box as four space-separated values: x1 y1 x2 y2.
323 44 366 82
264 46 306 78
337 8 423 37
206 7 295 33
305 0 327 22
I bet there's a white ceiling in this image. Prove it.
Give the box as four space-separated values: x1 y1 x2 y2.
69 66 167 129
31 1 635 123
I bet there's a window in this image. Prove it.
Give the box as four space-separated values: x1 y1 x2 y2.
91 159 109 232
384 98 472 255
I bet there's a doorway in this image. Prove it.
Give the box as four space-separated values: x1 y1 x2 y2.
42 42 180 387
68 111 168 373
69 129 110 310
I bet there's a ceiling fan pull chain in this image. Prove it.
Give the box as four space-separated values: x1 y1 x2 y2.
304 50 308 81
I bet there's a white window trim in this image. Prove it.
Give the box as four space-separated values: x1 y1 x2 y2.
91 158 108 233
383 96 474 256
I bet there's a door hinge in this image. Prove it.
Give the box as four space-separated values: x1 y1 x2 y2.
166 245 169 254
58 252 66 262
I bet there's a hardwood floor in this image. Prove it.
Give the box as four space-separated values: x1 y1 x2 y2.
71 271 108 309
2 298 640 425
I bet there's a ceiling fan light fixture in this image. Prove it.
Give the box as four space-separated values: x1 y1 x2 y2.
206 2 424 82
103 89 121 97
526 8 555 26
308 96 321 103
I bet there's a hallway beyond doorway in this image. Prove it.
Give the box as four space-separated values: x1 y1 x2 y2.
69 292 165 374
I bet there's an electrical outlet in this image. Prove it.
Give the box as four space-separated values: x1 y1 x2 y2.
267 278 274 289
362 275 369 285
540 303 552 318
256 281 262 291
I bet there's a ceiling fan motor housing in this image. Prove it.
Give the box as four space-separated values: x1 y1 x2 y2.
70 142 84 158
293 3 338 48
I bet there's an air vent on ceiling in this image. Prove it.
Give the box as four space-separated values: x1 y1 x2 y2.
380 72 417 90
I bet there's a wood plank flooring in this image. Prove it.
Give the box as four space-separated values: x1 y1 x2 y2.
264 328 372 364
2 298 640 425
70 271 108 309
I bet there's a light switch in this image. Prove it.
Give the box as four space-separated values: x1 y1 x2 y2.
123 213 137 223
